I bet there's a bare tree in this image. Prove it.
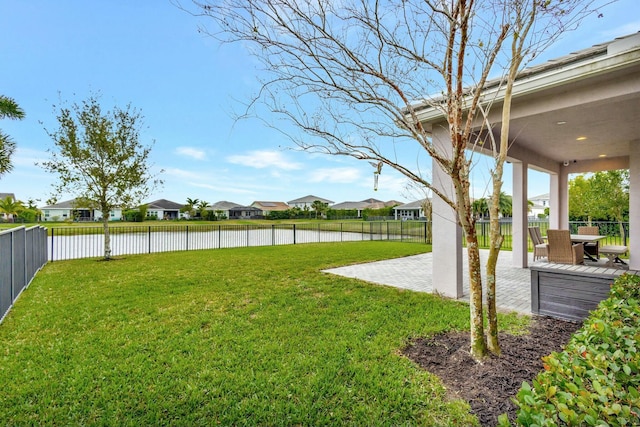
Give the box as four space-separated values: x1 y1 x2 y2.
188 0 603 359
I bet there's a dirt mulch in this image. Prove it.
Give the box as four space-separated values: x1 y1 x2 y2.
402 316 582 426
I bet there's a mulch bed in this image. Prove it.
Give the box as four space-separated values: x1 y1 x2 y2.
402 316 582 426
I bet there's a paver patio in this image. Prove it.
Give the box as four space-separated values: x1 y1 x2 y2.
324 249 534 314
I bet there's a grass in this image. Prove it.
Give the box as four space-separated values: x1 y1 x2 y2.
0 242 530 426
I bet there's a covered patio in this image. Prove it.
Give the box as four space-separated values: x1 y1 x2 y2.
421 32 640 299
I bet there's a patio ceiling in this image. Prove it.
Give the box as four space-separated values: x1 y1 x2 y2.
416 32 640 171
501 54 640 166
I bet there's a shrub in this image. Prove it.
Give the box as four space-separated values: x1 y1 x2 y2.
123 209 144 222
501 274 640 426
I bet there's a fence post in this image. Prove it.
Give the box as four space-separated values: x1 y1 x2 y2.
148 226 151 254
293 224 296 245
272 224 275 246
186 225 189 251
424 221 427 244
23 227 27 291
50 228 54 262
10 230 14 305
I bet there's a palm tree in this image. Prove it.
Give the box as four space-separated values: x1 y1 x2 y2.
182 197 200 219
0 195 25 222
498 192 512 217
0 95 26 178
197 200 209 218
472 198 488 220
311 200 328 219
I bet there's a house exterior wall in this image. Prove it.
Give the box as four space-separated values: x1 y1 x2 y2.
146 209 180 220
42 208 124 221
95 209 123 221
289 202 312 209
394 208 423 220
43 208 71 221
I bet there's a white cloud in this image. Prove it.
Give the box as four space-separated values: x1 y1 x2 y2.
377 174 413 196
191 182 257 195
226 150 303 170
175 146 207 160
163 167 203 180
13 147 48 167
308 167 361 183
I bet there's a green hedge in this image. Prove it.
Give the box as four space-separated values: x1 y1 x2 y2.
500 274 640 427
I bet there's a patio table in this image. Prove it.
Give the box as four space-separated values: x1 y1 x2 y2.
570 234 606 262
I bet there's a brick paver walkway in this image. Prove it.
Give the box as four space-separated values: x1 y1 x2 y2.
324 249 532 314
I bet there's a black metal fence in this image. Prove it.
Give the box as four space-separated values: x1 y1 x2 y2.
0 226 48 323
475 219 630 249
32 219 634 262
48 221 431 261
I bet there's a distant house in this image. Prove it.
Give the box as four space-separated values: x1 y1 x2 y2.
331 198 398 218
394 199 429 220
359 198 387 209
330 201 370 216
145 199 184 220
251 201 290 216
41 198 123 222
529 193 550 219
287 195 334 209
207 201 242 219
228 206 263 219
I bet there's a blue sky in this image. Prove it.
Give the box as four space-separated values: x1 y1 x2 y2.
1 1 638 207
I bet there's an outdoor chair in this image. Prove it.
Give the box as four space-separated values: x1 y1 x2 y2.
577 226 600 259
528 226 548 261
547 229 584 265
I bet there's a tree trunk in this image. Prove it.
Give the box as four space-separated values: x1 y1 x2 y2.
465 236 487 360
457 194 488 360
102 215 111 260
486 209 503 355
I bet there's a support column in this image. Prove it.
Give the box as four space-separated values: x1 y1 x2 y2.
549 167 569 230
558 167 570 230
431 127 463 298
629 143 640 270
548 173 560 229
512 161 528 267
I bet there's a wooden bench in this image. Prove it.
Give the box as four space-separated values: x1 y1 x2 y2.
599 245 628 267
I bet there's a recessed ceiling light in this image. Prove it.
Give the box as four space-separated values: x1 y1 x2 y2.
599 154 607 158
576 136 587 141
556 121 567 125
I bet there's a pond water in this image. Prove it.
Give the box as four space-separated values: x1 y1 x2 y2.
47 228 390 260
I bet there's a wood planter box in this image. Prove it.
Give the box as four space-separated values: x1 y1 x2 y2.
530 263 635 321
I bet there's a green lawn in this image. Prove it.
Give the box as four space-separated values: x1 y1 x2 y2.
0 242 529 426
